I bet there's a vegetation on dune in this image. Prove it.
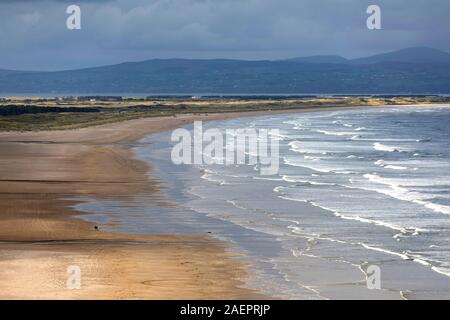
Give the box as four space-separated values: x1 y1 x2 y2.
0 96 449 131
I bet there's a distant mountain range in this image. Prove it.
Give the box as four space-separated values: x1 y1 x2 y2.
1 47 450 95
287 47 450 65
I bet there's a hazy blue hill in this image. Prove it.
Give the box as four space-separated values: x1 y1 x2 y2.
287 55 349 64
351 47 450 64
1 48 450 94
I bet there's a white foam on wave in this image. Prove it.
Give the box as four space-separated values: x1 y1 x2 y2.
283 157 332 173
373 142 403 152
351 136 416 142
273 186 285 193
283 120 308 131
364 173 450 215
303 155 320 161
281 176 337 186
253 176 284 181
289 225 348 245
317 129 356 136
432 266 450 277
282 193 425 236
200 168 243 185
276 188 450 280
385 165 409 170
375 159 409 170
333 211 424 236
201 173 228 184
226 199 248 211
359 242 410 260
334 170 357 175
288 141 328 155
281 195 446 272
283 120 301 126
269 131 291 141
356 244 450 278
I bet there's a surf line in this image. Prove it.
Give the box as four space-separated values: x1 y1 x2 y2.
171 121 280 175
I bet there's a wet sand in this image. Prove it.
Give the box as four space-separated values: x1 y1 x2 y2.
0 104 446 299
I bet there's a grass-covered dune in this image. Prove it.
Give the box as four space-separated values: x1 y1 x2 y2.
1 96 449 131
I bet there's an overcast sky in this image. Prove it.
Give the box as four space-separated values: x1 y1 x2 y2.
0 0 449 71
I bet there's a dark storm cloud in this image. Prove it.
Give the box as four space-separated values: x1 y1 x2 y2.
0 0 449 70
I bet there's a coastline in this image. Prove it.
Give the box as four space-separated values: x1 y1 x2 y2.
0 104 448 299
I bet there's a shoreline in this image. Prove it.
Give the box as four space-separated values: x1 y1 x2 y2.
0 104 448 299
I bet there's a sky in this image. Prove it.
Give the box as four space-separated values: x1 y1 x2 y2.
0 0 449 71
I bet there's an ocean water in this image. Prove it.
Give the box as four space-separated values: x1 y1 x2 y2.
77 106 450 299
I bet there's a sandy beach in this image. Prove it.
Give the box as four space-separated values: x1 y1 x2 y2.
1 104 448 299
0 112 271 299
